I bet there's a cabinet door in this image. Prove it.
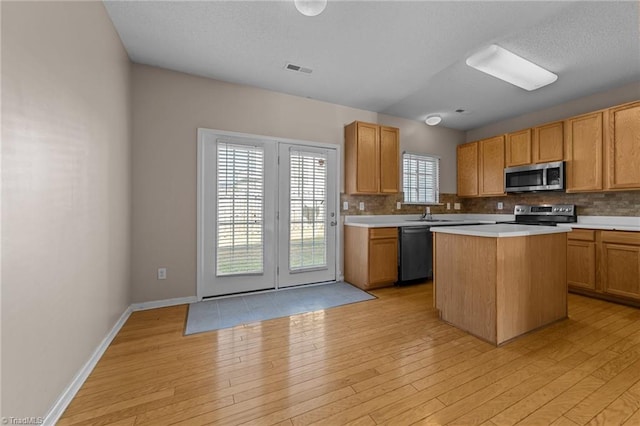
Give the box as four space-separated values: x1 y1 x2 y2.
566 112 603 192
379 126 399 193
567 240 596 290
601 243 640 300
355 122 379 193
479 135 505 196
506 129 532 167
369 237 398 286
457 142 478 197
606 102 640 190
533 121 563 163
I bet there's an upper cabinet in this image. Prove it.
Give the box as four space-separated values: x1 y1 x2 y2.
505 123 564 167
478 135 506 196
505 129 531 167
565 111 604 192
457 141 479 197
533 121 564 164
605 102 640 190
457 100 639 196
379 126 400 193
457 136 505 197
344 121 399 194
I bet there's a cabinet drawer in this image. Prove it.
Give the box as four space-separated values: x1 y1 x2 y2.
370 227 398 239
601 231 640 245
568 229 595 242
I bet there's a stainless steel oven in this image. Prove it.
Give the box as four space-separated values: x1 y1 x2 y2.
504 161 565 193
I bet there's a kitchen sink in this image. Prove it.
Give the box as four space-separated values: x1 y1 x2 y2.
406 219 454 222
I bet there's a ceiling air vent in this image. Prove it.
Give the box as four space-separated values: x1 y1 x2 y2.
285 62 313 74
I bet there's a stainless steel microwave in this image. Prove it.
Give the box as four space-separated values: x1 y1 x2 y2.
504 161 565 193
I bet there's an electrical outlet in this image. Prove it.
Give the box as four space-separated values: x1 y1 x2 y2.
158 268 167 280
497 202 504 210
396 202 401 210
446 203 451 210
343 201 349 210
454 202 461 210
359 202 365 211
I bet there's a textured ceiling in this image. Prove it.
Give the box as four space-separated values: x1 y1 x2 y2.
104 0 640 130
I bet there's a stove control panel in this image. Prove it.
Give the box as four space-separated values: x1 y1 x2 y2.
514 204 575 216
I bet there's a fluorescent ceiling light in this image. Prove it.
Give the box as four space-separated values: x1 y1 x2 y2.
425 115 442 126
294 0 327 17
466 44 558 91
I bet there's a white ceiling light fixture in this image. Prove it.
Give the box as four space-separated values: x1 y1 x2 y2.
425 115 442 126
466 44 558 91
294 0 327 17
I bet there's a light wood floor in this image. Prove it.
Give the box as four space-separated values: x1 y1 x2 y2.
59 283 640 425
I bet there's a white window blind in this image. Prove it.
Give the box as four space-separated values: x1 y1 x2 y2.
216 142 264 276
289 149 327 271
403 152 440 204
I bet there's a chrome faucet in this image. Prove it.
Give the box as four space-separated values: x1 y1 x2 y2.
421 206 433 221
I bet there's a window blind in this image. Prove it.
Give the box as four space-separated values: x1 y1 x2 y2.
289 149 327 271
216 142 264 276
403 152 440 204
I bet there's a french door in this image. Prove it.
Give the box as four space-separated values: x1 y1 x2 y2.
278 144 337 287
198 130 337 298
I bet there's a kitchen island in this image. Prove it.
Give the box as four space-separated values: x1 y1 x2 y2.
431 224 571 345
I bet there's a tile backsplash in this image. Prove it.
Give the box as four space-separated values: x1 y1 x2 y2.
341 191 640 217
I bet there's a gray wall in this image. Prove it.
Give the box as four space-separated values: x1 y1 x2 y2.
130 64 465 303
1 2 131 417
467 81 640 141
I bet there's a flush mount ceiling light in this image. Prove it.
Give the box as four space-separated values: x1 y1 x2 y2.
466 44 558 91
294 0 327 17
425 115 442 126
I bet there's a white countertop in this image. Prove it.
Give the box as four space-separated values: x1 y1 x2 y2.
563 215 640 232
343 214 504 228
431 223 571 238
343 214 640 232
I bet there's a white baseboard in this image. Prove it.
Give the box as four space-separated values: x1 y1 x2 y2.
43 305 133 426
131 296 197 311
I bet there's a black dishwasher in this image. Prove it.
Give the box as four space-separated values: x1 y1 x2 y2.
398 226 433 284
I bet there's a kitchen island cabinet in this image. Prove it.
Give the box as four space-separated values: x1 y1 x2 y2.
432 224 569 345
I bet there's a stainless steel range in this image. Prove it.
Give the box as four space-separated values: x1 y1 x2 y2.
501 204 577 226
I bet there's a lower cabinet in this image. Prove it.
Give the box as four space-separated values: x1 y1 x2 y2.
567 230 596 290
567 229 640 306
344 226 398 290
601 231 640 301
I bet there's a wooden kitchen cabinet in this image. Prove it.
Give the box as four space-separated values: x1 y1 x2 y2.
567 229 640 306
533 121 564 163
601 231 640 301
478 135 506 196
565 111 604 192
567 229 596 290
457 136 505 197
457 141 478 197
344 121 399 194
505 129 532 167
605 101 640 190
344 226 398 290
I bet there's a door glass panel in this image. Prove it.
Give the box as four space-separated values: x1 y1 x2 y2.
216 142 264 276
289 149 327 271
